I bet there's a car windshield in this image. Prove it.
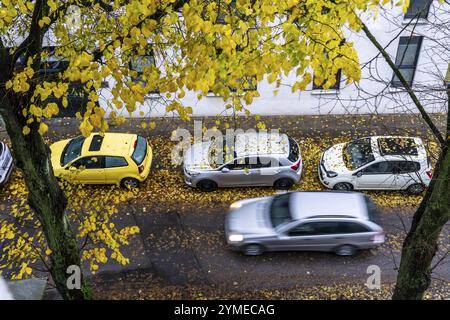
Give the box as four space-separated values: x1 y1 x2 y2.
62 136 85 166
269 193 292 228
344 138 375 170
132 136 147 165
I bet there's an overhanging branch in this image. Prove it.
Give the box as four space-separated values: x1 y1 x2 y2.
360 21 446 146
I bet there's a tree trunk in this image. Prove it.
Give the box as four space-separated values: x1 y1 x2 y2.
0 104 91 300
392 144 449 299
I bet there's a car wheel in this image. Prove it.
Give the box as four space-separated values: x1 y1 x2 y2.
197 179 218 192
407 183 425 195
121 177 140 189
243 244 264 256
274 178 294 190
333 182 353 191
334 244 357 256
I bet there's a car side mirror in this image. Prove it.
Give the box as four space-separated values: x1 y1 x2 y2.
67 166 77 171
354 171 363 177
221 167 230 173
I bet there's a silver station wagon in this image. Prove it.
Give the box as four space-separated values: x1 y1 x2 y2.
183 132 302 191
225 191 384 256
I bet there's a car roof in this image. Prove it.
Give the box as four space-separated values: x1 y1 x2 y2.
234 132 290 158
81 133 137 157
368 136 427 161
289 192 368 220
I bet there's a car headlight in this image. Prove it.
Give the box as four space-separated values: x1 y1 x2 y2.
228 234 244 242
230 202 242 209
327 171 338 178
185 168 200 176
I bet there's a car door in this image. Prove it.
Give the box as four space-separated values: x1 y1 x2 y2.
67 156 106 184
274 221 341 252
393 161 421 189
250 157 283 186
335 221 375 247
218 157 254 186
104 156 130 184
354 161 397 189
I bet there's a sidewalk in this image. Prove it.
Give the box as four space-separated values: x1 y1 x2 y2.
0 113 447 141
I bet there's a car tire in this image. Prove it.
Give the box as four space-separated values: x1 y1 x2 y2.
334 244 357 256
197 179 218 192
243 244 264 256
333 182 353 191
406 183 425 195
274 178 294 190
121 177 140 189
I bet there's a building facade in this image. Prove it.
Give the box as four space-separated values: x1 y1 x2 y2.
96 0 449 118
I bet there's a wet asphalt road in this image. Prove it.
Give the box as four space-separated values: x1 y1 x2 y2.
95 202 449 292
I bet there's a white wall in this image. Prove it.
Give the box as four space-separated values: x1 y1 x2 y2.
98 2 449 118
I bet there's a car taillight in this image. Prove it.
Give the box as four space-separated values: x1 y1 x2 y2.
291 159 301 171
138 165 144 174
371 233 385 243
426 170 433 179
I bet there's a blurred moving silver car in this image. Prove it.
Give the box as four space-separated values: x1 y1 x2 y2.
225 191 384 256
0 141 13 186
183 132 302 191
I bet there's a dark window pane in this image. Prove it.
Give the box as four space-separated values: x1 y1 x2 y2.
338 222 370 233
105 156 128 168
131 136 147 165
313 69 341 90
72 156 103 169
393 161 420 174
392 36 422 87
363 161 394 174
89 135 104 152
405 0 432 19
289 222 340 236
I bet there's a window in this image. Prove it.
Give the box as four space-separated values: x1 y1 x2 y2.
362 161 395 174
131 136 148 165
393 161 421 174
288 222 339 237
71 156 104 169
270 193 292 228
89 135 104 152
378 137 418 156
62 136 85 166
105 156 128 168
338 222 370 233
288 136 299 162
392 36 423 87
225 157 252 170
344 138 375 170
404 0 432 19
129 52 159 94
255 157 281 168
312 69 342 91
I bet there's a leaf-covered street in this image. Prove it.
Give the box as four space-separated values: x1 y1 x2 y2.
2 114 448 299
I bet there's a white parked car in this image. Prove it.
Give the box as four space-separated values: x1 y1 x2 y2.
318 136 432 195
0 141 13 186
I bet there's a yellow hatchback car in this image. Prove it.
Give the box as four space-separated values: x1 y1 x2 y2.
50 133 152 188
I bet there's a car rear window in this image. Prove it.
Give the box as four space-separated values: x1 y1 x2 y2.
62 136 85 166
288 136 299 162
131 136 147 165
